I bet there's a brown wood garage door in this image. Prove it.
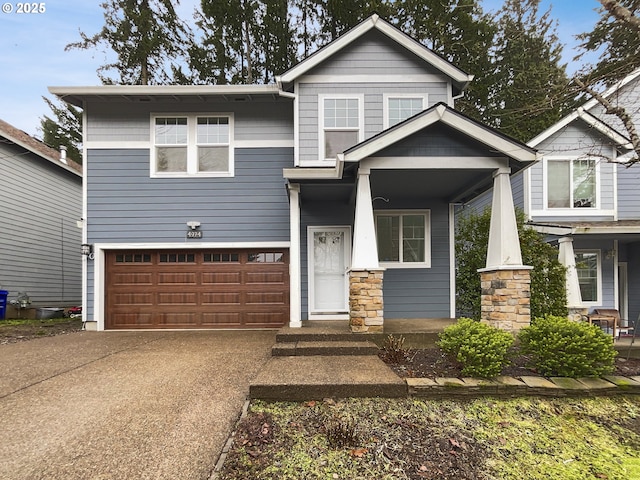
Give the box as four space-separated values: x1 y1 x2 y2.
105 249 289 329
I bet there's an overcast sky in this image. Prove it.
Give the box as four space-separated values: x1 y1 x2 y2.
0 0 602 138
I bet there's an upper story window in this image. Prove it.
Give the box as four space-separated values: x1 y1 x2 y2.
375 210 431 268
384 95 427 128
547 158 596 209
319 95 363 160
575 250 600 304
152 114 233 177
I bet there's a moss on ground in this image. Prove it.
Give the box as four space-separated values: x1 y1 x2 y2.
217 397 640 480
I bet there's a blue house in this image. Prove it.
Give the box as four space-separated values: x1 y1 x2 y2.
525 69 640 326
51 15 537 331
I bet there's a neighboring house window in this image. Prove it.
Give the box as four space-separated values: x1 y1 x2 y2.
385 95 426 128
320 96 362 160
375 211 430 267
152 114 233 177
547 159 596 208
575 251 600 303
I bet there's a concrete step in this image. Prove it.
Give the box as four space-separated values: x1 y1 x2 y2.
249 355 407 401
272 340 379 357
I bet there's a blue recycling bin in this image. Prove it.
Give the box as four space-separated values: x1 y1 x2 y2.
0 290 8 320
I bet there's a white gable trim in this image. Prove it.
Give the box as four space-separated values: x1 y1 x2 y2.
343 104 538 164
277 15 473 87
529 107 632 148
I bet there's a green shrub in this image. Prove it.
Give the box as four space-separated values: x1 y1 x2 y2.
438 318 514 378
518 315 617 378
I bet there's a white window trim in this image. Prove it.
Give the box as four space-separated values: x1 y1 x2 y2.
318 94 364 161
575 249 602 306
150 113 235 178
307 226 352 317
542 156 600 213
383 93 428 129
375 210 431 268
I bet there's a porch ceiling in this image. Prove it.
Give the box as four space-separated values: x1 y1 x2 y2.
296 167 497 204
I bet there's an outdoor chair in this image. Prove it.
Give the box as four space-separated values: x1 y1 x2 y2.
625 313 639 360
588 308 622 340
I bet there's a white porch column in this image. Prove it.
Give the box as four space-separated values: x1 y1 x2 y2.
350 170 384 332
351 171 379 269
486 168 523 268
288 183 302 328
558 236 585 321
480 168 532 331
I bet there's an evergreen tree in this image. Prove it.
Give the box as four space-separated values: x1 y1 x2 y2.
65 0 189 85
481 0 573 142
576 0 640 87
39 97 82 165
256 0 297 81
391 0 496 123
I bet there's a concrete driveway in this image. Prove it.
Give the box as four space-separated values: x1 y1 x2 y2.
0 330 275 480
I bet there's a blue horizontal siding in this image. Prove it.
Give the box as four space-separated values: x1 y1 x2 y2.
87 148 292 244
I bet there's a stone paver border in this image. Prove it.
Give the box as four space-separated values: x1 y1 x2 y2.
407 375 640 397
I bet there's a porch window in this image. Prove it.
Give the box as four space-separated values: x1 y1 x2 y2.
575 250 600 303
375 211 430 267
547 159 596 208
385 96 425 127
320 96 362 160
152 114 233 177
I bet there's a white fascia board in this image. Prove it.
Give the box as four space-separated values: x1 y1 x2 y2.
2 131 82 177
582 67 640 112
278 15 472 87
375 21 473 86
528 110 580 147
345 105 537 164
49 84 280 97
573 225 640 234
279 16 379 83
529 224 576 236
529 108 631 150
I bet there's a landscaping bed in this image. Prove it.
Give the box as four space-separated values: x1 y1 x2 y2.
380 346 640 379
0 317 83 344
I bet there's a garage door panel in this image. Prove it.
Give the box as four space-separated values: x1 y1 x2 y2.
202 272 242 285
106 249 289 329
202 292 241 305
157 272 198 285
112 273 153 286
157 292 198 305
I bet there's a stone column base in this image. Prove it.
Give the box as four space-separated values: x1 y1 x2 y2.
568 307 588 323
480 267 531 331
349 269 384 333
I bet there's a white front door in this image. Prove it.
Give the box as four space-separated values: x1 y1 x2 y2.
308 227 351 315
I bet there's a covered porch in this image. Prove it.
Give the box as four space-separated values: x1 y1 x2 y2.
285 104 539 331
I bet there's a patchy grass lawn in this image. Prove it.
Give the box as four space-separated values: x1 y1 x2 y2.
217 397 640 480
0 317 83 344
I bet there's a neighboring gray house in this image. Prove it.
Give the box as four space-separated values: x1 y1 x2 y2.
51 16 537 332
0 119 83 311
466 68 640 325
526 68 640 325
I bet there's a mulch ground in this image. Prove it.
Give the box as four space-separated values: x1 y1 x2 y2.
380 346 640 378
0 318 84 344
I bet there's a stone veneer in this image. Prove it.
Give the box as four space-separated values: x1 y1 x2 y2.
349 269 384 333
480 268 531 331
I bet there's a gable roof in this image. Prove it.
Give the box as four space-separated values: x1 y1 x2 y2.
528 67 640 150
342 102 538 168
0 119 82 176
527 107 632 151
276 14 474 92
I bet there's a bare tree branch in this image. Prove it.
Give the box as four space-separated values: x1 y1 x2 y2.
599 0 640 30
575 77 640 165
